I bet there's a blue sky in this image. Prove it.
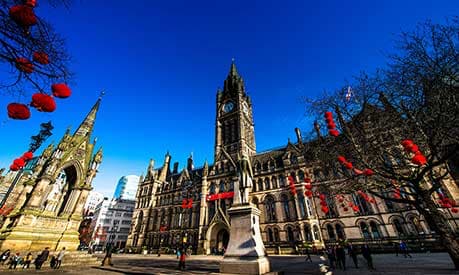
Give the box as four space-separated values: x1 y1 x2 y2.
1 0 458 197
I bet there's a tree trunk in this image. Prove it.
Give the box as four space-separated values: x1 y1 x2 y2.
418 191 459 269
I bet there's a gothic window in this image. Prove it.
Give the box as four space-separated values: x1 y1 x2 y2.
352 193 373 215
360 222 371 239
274 228 280 242
219 181 225 193
298 170 305 182
220 199 227 213
263 162 269 171
276 158 283 168
258 179 263 191
264 196 277 222
271 177 278 189
209 183 216 194
335 224 345 240
392 218 405 236
279 176 285 187
408 216 424 234
267 228 274 243
256 162 261 173
313 225 321 241
298 195 306 218
370 221 381 239
286 226 295 242
208 202 215 221
269 161 275 171
327 224 336 240
290 154 298 165
305 198 313 218
304 224 313 241
325 195 338 218
281 194 291 220
188 209 193 228
264 178 270 190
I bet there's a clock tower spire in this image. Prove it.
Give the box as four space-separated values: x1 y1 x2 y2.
214 61 256 166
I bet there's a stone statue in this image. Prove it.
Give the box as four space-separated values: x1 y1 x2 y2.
236 153 253 204
221 148 253 205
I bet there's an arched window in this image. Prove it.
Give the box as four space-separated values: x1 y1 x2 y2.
274 228 280 242
267 228 274 243
392 218 405 236
305 198 313 218
360 222 371 239
263 162 269 171
271 177 278 189
269 161 275 171
313 225 321 241
298 195 306 218
286 227 294 242
290 154 298 164
327 224 336 240
304 224 313 241
408 216 424 234
219 181 225 193
325 194 338 218
279 176 286 187
370 221 381 239
281 194 291 220
256 162 261 172
335 224 345 240
258 179 263 191
209 183 216 194
298 170 305 182
265 196 277 222
352 193 373 214
264 178 270 190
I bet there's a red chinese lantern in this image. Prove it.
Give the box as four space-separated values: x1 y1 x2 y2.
31 93 56 112
304 183 312 190
319 194 326 200
411 154 427 166
327 122 336 129
353 168 363 175
320 200 327 206
181 199 187 209
15 57 34 73
304 177 311 183
401 139 414 148
352 205 359 212
329 129 339 137
7 103 31 120
22 151 33 161
9 5 37 27
344 162 353 169
337 156 346 164
363 168 374 176
409 144 419 154
33 52 49 65
305 190 313 197
51 83 72 98
187 199 193 209
10 164 20 171
452 208 458 213
13 158 25 168
321 206 329 213
324 111 333 118
25 0 37 7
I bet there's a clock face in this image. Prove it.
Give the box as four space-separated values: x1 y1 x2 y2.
223 101 234 113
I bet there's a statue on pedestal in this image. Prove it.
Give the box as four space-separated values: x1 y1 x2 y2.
221 149 253 205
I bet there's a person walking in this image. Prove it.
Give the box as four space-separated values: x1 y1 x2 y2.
361 244 375 270
399 240 412 258
102 243 113 266
347 243 359 268
22 253 33 269
8 252 21 269
305 247 312 262
35 247 49 270
0 249 10 265
326 246 336 270
178 248 186 270
55 247 66 269
335 244 346 270
176 248 181 259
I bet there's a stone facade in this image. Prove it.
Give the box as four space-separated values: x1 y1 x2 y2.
126 63 459 255
0 98 102 252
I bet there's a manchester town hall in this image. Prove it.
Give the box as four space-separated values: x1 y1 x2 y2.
127 62 459 255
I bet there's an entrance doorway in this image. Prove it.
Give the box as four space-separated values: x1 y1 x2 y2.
216 229 229 252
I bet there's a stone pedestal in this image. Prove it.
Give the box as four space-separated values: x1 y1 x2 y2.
220 204 271 275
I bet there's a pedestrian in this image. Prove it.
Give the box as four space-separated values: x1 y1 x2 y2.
0 249 10 265
22 253 33 269
326 246 336 269
305 247 312 262
399 240 412 258
176 248 181 259
8 252 21 269
335 244 346 270
102 243 113 266
55 247 66 269
347 243 359 268
34 247 49 270
178 248 186 270
394 242 399 256
312 245 318 255
360 244 375 270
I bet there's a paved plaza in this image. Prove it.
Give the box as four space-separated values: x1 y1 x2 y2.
0 252 457 275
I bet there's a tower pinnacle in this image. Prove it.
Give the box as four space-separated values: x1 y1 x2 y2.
74 98 101 137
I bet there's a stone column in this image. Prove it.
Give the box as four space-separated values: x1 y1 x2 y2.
63 189 81 214
72 189 90 217
197 176 208 254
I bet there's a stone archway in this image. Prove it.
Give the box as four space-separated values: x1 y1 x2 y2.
206 222 230 255
56 165 78 216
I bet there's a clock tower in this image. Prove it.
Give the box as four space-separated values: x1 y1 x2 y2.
214 61 256 166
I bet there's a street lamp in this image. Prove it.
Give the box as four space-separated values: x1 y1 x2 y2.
0 121 53 208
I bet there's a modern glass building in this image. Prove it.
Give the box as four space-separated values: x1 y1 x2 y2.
113 175 140 201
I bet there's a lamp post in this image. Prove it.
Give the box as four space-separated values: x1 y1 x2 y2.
0 121 53 208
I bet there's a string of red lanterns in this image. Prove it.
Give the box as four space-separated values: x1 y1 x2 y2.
9 151 34 171
324 111 340 137
181 198 193 209
206 191 234 202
